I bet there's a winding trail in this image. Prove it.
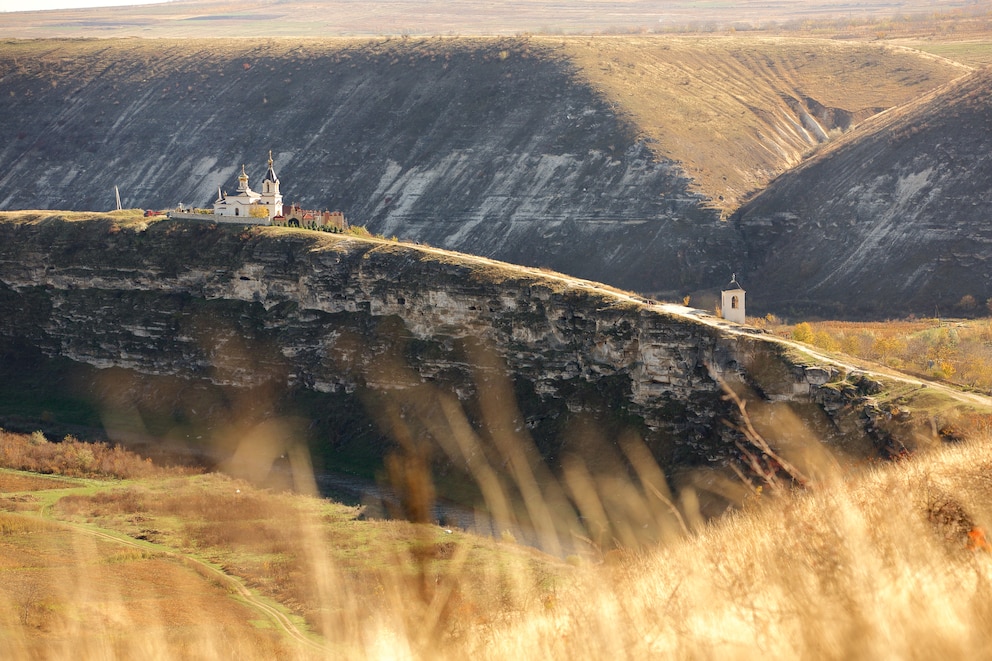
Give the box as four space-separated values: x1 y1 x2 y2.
29 490 329 657
411 241 992 411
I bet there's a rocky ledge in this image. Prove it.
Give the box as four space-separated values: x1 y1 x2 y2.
0 213 967 514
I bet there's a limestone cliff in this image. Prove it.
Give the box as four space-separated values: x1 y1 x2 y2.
0 38 965 305
0 38 724 297
1 212 953 512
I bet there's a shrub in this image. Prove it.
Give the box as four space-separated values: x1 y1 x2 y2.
791 322 814 343
0 429 197 479
812 330 840 352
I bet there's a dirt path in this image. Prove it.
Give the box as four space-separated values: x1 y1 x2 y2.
30 495 329 657
652 301 992 410
414 242 992 411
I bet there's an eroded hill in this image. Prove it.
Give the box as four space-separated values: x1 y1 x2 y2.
738 66 992 317
0 37 965 300
561 36 968 212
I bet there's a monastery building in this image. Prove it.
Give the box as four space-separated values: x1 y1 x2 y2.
168 153 347 231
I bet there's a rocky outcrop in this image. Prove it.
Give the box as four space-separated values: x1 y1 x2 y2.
0 214 912 494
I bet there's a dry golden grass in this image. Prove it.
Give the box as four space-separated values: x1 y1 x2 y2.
0 523 298 659
1 1 986 39
0 471 73 493
780 317 992 390
555 35 966 213
902 39 992 67
485 432 992 659
48 472 562 650
3 401 992 657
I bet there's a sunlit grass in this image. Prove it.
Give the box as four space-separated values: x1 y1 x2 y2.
4 399 992 658
777 317 992 391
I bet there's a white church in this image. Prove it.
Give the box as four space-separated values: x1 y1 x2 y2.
167 153 349 231
212 151 283 221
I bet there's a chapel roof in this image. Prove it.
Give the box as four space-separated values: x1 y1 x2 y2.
723 274 745 292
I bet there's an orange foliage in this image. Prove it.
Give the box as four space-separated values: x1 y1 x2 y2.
0 429 197 479
968 526 991 552
785 318 992 391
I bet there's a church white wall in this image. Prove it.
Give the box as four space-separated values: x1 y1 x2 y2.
215 194 262 217
167 211 270 225
721 290 746 324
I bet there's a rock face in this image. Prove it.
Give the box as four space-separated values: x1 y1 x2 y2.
737 67 992 317
0 214 897 497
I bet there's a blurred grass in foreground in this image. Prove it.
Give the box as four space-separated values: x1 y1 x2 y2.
2 399 992 658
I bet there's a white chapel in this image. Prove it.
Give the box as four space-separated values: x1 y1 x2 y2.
721 274 746 324
213 152 283 219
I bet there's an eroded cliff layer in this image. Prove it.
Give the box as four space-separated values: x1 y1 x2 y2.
0 213 920 507
738 67 992 317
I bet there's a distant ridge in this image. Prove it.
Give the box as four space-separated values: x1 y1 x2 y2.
738 66 992 317
0 0 978 39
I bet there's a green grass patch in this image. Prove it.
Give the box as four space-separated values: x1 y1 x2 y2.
908 40 992 67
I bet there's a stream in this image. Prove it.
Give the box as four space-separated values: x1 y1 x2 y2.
313 469 574 555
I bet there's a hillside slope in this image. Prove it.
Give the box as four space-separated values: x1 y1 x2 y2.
562 36 968 212
0 38 964 298
737 66 992 317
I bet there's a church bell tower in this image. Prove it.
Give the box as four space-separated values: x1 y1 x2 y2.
260 150 283 217
721 274 746 324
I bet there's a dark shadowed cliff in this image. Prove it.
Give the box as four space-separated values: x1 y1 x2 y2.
0 38 966 304
737 67 992 318
0 38 723 296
